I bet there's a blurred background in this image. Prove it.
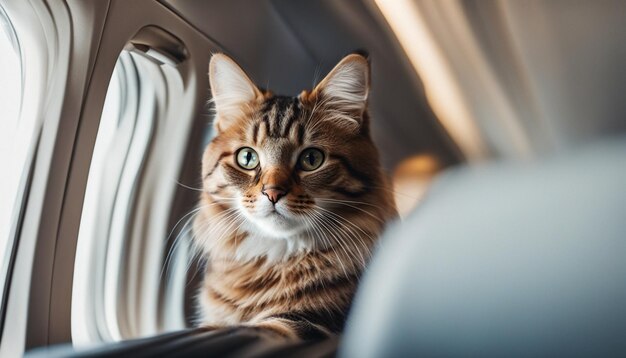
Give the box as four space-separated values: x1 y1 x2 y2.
160 0 626 215
0 0 625 355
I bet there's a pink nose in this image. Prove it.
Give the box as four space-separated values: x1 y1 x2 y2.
262 186 287 204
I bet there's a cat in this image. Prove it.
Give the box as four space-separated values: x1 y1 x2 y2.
192 52 397 339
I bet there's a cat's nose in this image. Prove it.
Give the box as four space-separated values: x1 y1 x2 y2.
262 186 287 204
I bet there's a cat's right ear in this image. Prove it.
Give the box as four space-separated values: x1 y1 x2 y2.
209 53 262 132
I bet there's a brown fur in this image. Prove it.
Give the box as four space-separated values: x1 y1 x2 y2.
193 53 397 339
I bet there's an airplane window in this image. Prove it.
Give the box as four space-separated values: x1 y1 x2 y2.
0 5 23 305
73 48 193 346
72 53 124 345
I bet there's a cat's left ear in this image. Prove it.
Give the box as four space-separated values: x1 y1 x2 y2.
311 54 370 129
209 53 262 132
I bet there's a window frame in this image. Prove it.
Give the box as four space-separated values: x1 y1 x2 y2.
72 47 200 345
0 0 217 355
0 0 25 335
0 0 75 355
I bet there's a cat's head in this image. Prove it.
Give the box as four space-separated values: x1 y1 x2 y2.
196 53 395 258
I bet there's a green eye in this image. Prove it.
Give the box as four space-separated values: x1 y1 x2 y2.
299 148 325 171
236 147 259 170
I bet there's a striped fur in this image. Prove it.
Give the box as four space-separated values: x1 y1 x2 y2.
193 53 397 339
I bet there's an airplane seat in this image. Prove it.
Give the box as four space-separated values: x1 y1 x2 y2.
341 136 626 357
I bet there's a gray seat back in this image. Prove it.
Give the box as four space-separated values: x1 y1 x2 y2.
341 137 626 357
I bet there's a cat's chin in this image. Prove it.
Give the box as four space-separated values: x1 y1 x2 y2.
245 211 305 239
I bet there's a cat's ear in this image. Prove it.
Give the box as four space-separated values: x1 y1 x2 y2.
311 54 370 129
209 53 262 131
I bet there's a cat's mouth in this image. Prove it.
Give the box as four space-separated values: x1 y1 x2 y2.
244 206 305 238
267 206 294 222
263 202 289 218
238 196 310 238
266 210 282 218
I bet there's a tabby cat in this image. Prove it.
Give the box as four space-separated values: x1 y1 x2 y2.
193 53 397 339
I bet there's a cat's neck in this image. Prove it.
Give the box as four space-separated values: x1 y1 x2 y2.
231 230 319 262
207 225 376 266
